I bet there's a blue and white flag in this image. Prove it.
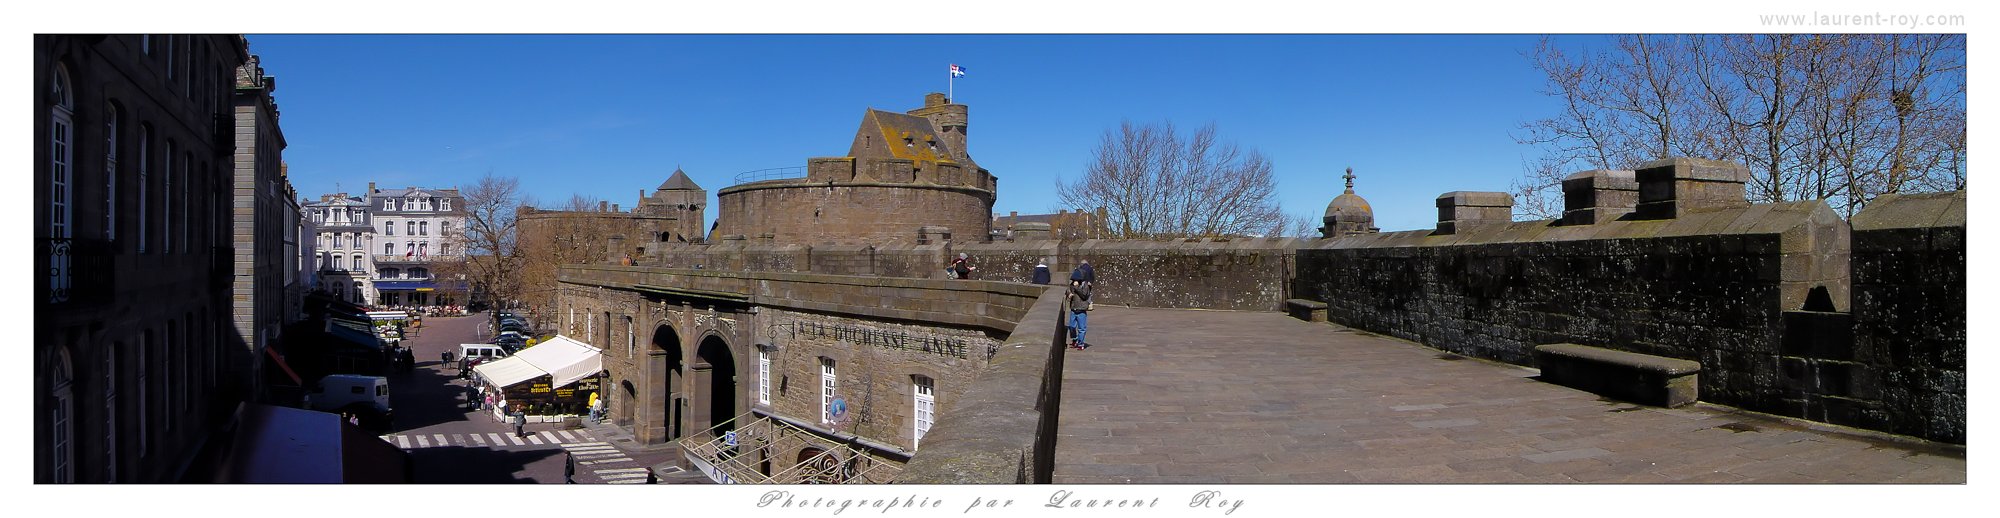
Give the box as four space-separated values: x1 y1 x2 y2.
950 64 966 78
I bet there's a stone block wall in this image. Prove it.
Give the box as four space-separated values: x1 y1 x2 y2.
1294 200 1850 419
638 238 1302 311
1064 238 1303 311
1845 191 1966 443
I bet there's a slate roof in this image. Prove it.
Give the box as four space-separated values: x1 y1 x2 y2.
658 168 703 191
854 109 960 163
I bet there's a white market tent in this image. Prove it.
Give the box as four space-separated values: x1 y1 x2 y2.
472 335 604 389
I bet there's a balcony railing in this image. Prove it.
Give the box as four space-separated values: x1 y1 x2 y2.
46 237 115 305
374 254 459 264
730 167 807 186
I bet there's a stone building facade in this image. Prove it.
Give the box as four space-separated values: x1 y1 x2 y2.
365 185 468 306
228 53 305 409
35 34 262 483
303 193 375 305
715 93 997 245
558 266 1034 482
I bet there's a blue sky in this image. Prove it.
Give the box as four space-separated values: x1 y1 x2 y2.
248 34 1576 233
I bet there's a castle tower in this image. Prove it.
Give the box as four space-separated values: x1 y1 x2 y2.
1321 167 1379 238
907 92 971 165
638 167 707 242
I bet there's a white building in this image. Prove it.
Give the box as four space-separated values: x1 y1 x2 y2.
364 186 468 307
302 192 374 305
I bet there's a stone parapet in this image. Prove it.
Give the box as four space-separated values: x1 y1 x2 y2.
1634 157 1750 219
1435 191 1514 235
1560 169 1638 225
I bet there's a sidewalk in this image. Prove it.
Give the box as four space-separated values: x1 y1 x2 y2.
572 417 712 484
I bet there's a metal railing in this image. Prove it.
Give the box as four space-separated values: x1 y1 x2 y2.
373 254 458 264
730 167 807 186
46 237 115 305
678 410 903 484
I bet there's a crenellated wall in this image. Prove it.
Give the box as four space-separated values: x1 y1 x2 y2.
1294 200 1850 417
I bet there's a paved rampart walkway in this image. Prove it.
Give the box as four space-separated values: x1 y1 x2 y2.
1052 306 1964 483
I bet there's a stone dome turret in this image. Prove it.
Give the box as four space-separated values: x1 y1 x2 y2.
1321 167 1378 238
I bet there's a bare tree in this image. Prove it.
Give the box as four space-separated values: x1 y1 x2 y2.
1057 121 1294 238
514 195 619 321
452 172 524 311
1516 34 1965 217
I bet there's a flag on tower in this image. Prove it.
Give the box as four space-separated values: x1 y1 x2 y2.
950 64 966 78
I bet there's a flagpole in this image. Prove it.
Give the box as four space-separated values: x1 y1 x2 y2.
948 66 954 102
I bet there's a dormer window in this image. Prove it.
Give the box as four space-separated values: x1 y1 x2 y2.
441 198 451 211
383 198 395 210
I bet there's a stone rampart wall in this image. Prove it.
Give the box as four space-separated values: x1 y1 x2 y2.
1293 200 1900 434
1839 192 1965 443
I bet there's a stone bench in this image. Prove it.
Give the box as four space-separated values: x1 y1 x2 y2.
1533 344 1701 408
1285 299 1329 322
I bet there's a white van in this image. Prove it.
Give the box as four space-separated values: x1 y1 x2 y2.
306 375 393 426
460 344 508 362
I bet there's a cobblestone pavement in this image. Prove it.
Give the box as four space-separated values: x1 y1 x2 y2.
1053 306 1965 484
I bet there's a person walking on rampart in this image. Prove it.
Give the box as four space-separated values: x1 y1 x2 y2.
948 253 976 279
1067 274 1092 350
1032 258 1051 285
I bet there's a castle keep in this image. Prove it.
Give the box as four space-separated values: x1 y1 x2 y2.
715 93 997 245
556 95 1965 484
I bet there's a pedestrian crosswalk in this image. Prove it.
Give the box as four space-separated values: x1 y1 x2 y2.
563 441 647 484
378 429 659 484
379 428 595 450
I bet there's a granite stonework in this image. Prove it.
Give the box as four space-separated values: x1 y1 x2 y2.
1294 199 1854 432
1840 191 1966 443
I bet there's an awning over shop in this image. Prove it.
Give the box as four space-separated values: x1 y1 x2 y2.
472 335 604 389
373 280 438 291
472 354 546 388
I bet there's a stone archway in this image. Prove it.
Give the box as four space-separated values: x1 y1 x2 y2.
644 324 684 444
693 334 738 436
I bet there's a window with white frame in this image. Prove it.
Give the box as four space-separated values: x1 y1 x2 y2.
913 375 936 449
586 312 594 343
352 255 363 270
179 152 189 252
384 243 394 256
104 342 118 482
164 321 176 432
138 331 149 458
138 125 149 253
820 358 837 424
384 220 393 236
163 141 174 253
421 221 429 235
441 198 451 211
104 103 117 241
50 348 75 483
419 243 428 256
626 316 635 359
49 65 74 300
383 198 394 211
406 221 415 235
757 349 771 405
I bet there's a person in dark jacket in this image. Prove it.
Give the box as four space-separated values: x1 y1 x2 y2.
1074 259 1096 284
1031 258 1051 285
1066 278 1092 349
948 253 976 279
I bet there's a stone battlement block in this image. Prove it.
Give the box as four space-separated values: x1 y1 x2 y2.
1534 343 1701 407
1435 191 1514 235
1560 169 1638 226
1634 157 1750 220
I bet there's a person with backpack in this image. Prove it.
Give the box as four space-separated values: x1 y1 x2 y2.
1066 274 1092 350
948 253 976 279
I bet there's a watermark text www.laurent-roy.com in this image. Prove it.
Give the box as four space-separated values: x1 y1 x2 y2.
1759 11 1966 29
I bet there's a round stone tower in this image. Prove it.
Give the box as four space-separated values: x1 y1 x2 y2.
1321 167 1378 238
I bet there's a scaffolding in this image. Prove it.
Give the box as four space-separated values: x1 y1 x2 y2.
679 411 903 484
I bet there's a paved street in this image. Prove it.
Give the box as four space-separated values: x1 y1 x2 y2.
383 311 698 484
1053 306 1966 484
